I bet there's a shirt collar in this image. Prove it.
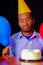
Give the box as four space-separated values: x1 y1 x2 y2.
30 30 39 39
19 32 23 39
19 30 39 39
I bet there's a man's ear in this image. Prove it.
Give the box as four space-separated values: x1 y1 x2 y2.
18 20 20 27
33 18 35 25
17 16 19 26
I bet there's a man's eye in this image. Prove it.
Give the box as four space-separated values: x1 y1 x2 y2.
26 19 31 21
19 20 23 22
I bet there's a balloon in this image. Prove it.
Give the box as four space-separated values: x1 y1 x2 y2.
0 16 11 46
39 23 43 39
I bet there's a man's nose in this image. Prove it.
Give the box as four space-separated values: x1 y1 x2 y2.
24 21 27 25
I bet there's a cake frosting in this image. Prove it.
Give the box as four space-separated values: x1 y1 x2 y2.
21 49 41 60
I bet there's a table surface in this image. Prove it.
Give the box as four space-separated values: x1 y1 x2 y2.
0 57 43 65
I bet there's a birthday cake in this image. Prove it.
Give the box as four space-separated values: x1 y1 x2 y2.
21 49 41 60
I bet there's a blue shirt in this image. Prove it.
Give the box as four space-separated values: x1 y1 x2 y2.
9 31 43 58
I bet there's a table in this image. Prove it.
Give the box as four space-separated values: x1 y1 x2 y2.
0 57 20 65
0 57 43 65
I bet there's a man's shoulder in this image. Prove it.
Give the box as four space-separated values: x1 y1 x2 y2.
10 32 20 39
36 32 40 36
33 31 43 45
33 31 43 40
34 31 40 37
32 31 39 38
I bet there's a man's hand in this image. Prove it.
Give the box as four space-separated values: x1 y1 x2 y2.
2 46 9 57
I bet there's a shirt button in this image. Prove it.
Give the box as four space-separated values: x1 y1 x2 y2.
29 41 32 44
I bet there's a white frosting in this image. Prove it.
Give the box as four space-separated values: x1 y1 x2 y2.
21 49 41 60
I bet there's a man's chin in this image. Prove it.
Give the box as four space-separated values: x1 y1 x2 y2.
22 30 32 32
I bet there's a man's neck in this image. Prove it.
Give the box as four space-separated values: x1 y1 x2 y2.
21 30 34 36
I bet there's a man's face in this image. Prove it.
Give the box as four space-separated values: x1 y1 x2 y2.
18 12 34 32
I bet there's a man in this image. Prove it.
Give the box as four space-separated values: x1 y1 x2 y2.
2 0 43 58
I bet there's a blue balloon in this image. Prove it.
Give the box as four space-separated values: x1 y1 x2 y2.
0 16 11 46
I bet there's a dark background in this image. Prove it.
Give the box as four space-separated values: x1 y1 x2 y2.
0 0 43 56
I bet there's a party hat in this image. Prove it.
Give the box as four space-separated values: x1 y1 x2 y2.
18 0 31 14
